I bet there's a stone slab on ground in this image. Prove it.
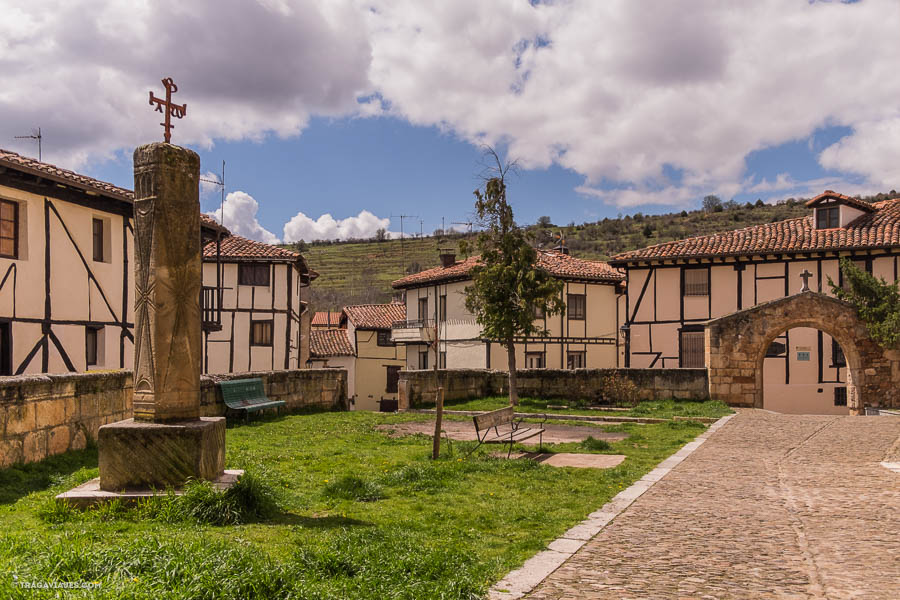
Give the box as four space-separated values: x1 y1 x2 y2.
377 420 628 444
517 411 900 600
56 469 243 508
502 452 626 469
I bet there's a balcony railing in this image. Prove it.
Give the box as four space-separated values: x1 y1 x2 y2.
391 319 435 329
201 286 222 331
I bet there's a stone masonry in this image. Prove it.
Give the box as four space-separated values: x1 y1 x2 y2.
706 291 900 414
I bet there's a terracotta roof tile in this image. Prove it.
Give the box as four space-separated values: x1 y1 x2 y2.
343 303 406 329
0 148 229 235
309 329 355 357
312 311 344 326
392 250 623 289
203 235 301 262
610 194 900 265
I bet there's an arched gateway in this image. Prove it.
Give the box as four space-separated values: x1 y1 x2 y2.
705 291 900 414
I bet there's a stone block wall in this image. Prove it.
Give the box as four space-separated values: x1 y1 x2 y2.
0 368 347 468
398 368 709 409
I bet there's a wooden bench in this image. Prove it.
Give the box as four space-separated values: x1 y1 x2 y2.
469 405 546 458
218 378 286 421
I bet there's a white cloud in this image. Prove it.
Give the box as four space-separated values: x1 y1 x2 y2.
4 0 900 209
283 210 392 242
207 191 280 244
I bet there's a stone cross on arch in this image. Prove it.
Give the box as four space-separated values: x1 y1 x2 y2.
799 269 813 292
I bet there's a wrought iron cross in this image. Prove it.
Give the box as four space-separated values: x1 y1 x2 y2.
799 269 813 292
149 77 187 143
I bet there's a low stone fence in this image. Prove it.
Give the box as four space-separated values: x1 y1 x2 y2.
398 368 709 409
0 368 347 468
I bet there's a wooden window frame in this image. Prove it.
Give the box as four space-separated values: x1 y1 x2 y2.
92 218 104 262
418 350 429 370
238 263 271 287
683 268 710 297
418 297 429 321
0 200 19 260
679 329 705 368
567 294 586 320
439 351 447 369
567 351 586 369
525 351 546 369
385 365 401 394
816 206 839 229
831 338 846 367
439 295 447 321
376 330 393 347
85 326 101 366
834 386 847 407
250 319 274 346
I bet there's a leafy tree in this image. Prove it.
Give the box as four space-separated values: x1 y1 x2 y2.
293 240 308 253
829 258 900 349
642 223 653 238
375 228 388 242
755 198 765 207
465 149 565 405
702 195 722 212
536 215 553 228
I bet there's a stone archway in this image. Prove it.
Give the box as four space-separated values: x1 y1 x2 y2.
705 291 900 414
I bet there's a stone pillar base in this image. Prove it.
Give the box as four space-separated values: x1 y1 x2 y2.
98 417 225 491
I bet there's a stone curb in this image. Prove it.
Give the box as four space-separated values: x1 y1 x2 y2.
487 413 738 600
404 408 672 424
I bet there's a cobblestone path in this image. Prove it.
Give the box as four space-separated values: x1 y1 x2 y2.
525 411 900 599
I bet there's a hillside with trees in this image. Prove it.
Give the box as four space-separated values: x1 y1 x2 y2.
293 192 900 309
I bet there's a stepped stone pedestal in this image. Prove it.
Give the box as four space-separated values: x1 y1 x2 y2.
91 143 225 494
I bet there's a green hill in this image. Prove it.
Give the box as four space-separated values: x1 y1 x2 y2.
290 192 899 310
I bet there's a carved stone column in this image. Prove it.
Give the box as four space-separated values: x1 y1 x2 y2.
97 143 225 492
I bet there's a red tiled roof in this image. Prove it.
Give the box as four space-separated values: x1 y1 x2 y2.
805 190 874 212
609 195 900 265
312 311 344 326
392 250 624 289
203 235 301 262
343 303 406 329
0 148 229 236
309 329 355 357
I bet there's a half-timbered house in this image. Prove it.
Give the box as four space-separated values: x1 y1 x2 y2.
391 249 625 371
609 191 900 414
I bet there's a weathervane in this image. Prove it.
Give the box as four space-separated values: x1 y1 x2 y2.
148 77 187 143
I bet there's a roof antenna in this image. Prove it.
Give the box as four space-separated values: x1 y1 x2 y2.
14 127 42 162
200 160 226 231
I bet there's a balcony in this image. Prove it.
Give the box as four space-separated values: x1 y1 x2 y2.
201 286 223 332
391 319 435 343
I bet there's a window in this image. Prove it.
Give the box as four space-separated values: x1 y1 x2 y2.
439 295 447 321
92 218 104 262
418 351 429 370
532 304 545 319
834 386 847 407
684 268 709 296
418 297 429 321
85 326 101 366
680 331 705 368
376 330 393 346
817 206 839 229
766 341 786 357
832 339 846 367
440 351 447 369
238 263 270 286
567 294 586 320
385 366 401 394
250 320 273 346
567 351 586 369
525 352 545 368
0 200 18 259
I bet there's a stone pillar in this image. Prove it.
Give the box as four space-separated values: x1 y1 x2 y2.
97 143 225 492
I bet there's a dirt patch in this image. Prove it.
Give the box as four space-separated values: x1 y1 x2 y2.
376 420 628 445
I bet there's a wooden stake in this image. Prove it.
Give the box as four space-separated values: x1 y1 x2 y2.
432 387 444 460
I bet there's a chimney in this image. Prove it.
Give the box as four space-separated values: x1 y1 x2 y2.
439 248 456 268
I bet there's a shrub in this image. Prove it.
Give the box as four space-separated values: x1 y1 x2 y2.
580 436 611 452
599 373 641 407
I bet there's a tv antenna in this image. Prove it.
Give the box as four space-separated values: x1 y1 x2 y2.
199 160 226 230
15 127 42 162
390 214 418 273
451 221 474 233
200 160 227 300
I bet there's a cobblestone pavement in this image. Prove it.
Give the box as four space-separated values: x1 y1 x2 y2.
524 411 900 599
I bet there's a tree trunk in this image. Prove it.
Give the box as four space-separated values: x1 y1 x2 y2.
506 340 519 406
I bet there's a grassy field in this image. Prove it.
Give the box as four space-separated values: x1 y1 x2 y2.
444 396 734 420
0 408 712 599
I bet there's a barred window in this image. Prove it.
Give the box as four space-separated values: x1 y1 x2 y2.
684 269 709 296
567 351 585 369
834 387 847 407
680 331 705 368
525 352 545 369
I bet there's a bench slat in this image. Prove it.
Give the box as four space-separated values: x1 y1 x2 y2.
219 378 282 414
473 405 515 431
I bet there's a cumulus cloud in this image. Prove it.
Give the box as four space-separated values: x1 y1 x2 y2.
4 0 900 209
283 210 393 242
207 191 280 244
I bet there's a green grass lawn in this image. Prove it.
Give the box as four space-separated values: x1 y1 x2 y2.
0 410 711 599
443 396 733 420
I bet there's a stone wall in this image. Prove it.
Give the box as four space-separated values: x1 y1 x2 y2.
0 368 347 468
398 368 708 409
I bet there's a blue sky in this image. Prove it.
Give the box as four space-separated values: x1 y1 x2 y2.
4 1 899 242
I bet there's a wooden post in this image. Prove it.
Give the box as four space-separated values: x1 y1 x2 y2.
432 386 444 460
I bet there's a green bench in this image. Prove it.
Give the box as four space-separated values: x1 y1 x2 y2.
218 378 286 421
